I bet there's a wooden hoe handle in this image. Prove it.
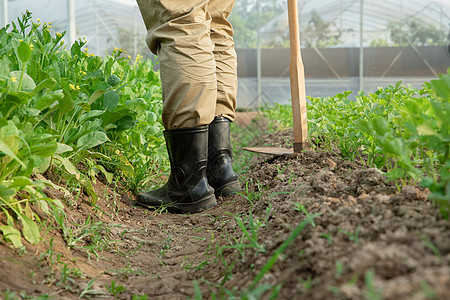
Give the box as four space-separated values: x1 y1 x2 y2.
287 0 309 152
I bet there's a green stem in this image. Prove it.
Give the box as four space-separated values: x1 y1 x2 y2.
249 214 319 290
17 65 25 92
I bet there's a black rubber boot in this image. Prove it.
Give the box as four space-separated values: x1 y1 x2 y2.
136 126 217 213
207 116 241 197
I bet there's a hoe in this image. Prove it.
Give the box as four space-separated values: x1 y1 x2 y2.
243 0 309 155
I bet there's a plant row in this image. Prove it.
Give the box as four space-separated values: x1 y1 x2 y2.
0 12 167 247
264 77 450 218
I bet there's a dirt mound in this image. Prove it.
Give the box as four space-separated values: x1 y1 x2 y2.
1 128 449 299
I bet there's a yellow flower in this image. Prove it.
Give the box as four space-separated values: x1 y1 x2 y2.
11 76 17 82
69 84 81 91
135 54 143 63
29 44 34 51
37 18 40 22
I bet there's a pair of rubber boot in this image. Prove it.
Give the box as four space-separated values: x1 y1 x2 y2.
136 116 240 213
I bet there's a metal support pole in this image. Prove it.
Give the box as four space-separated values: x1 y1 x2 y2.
68 0 76 45
95 0 99 54
359 0 364 92
256 0 262 108
1 0 8 27
134 7 138 59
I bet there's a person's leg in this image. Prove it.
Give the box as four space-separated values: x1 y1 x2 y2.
136 0 217 212
208 0 237 121
206 0 241 197
137 0 217 129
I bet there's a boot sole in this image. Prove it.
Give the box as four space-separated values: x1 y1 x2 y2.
172 194 217 214
214 181 241 198
137 194 217 214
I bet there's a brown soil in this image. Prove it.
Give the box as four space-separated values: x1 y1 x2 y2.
1 120 449 299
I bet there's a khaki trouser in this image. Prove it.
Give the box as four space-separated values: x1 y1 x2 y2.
137 0 237 129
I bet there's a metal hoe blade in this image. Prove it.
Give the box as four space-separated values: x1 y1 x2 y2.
242 146 293 155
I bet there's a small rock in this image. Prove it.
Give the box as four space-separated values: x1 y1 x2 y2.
374 194 391 203
357 192 371 201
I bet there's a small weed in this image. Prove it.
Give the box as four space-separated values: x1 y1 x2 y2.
335 261 344 279
327 285 341 294
248 214 319 291
320 233 333 245
2 290 51 300
105 263 146 279
293 202 316 227
364 268 383 300
105 280 127 298
131 294 149 300
419 234 442 261
420 281 437 300
297 276 315 292
339 224 360 243
57 263 84 291
79 274 106 298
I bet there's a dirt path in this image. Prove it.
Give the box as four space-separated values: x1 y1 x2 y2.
1 126 449 299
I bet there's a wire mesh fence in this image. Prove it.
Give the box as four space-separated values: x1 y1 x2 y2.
2 0 449 107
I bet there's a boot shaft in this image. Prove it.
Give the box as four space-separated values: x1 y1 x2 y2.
164 126 209 187
207 116 240 197
208 116 232 161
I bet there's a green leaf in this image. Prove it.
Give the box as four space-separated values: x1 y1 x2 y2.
0 56 11 76
0 225 23 248
416 124 436 136
125 98 148 116
115 115 136 131
18 213 41 245
0 139 26 168
89 89 106 105
32 156 51 174
77 131 108 150
70 41 81 57
54 155 80 180
7 91 35 104
55 142 73 154
103 90 119 110
81 178 98 205
78 101 91 112
381 139 404 157
79 110 105 124
9 176 33 188
34 90 64 111
95 165 113 184
10 71 36 91
355 119 372 135
33 77 57 94
59 91 75 115
17 41 31 63
372 117 389 136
